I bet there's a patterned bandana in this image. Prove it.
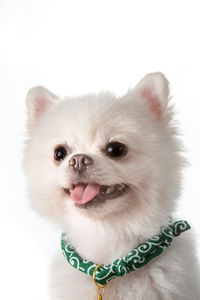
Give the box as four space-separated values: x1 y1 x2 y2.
61 219 190 285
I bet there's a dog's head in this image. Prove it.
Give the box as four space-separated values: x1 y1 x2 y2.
23 73 183 229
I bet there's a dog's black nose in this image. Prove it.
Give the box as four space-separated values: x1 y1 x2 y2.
69 154 93 173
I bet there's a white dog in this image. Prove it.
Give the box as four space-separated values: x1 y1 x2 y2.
23 73 199 299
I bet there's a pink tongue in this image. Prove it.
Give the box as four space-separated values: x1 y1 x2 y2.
71 183 100 204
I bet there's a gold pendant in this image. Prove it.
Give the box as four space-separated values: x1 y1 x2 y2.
97 287 105 300
93 264 109 300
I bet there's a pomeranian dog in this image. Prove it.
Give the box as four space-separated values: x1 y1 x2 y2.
23 73 199 299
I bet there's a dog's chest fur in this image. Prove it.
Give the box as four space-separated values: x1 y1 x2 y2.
49 226 199 300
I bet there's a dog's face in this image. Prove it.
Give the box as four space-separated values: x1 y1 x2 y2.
23 73 183 227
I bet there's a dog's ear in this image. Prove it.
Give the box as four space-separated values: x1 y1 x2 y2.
134 72 170 119
26 86 59 126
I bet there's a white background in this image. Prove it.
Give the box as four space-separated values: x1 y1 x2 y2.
0 1 200 299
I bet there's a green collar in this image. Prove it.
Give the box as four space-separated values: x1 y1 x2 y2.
61 219 190 285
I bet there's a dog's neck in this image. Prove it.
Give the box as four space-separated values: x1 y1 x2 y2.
63 211 169 264
61 219 191 286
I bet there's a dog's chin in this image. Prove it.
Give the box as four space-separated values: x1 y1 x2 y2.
64 183 129 209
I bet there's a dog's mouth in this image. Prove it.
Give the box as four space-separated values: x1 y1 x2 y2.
64 183 128 208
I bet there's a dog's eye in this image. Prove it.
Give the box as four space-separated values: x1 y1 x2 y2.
54 145 68 162
105 142 128 158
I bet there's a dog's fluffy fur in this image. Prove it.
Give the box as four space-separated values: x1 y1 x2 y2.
23 73 199 299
